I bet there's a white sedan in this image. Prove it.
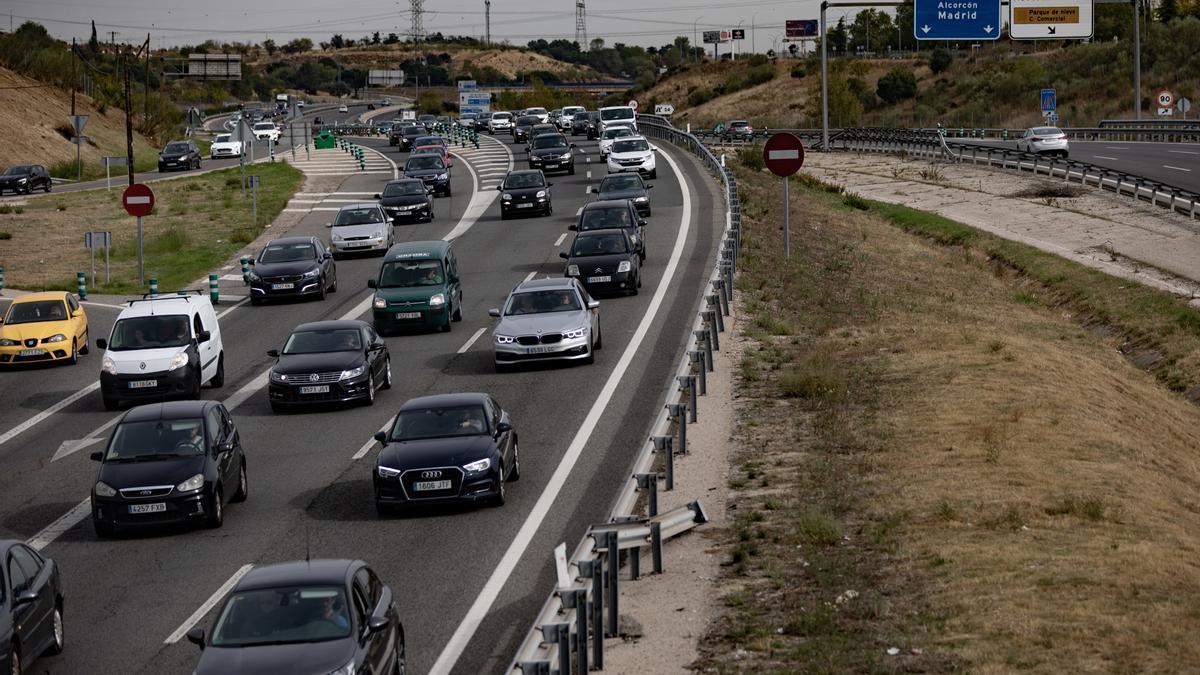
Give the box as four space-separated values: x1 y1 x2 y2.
1016 126 1069 157
338 105 350 114
209 133 245 159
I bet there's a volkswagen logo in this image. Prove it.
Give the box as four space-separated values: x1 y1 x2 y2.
139 362 146 370
309 374 320 382
420 470 443 479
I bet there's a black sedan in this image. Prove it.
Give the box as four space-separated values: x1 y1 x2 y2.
376 178 435 223
1 542 64 675
89 400 248 536
561 228 642 296
373 393 518 513
248 236 337 305
158 140 201 172
498 170 553 220
0 164 52 195
574 111 600 138
511 115 539 143
397 125 428 151
592 173 653 216
267 320 390 412
574 199 646 260
403 155 451 197
528 133 576 175
186 559 405 675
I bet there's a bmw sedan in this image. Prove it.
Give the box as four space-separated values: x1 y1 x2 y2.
248 236 337 305
373 393 519 511
489 277 600 370
267 320 391 412
327 203 394 259
592 173 653 217
1 542 65 675
528 133 576 175
376 179 434 223
186 559 405 675
561 228 642 296
498 170 553 219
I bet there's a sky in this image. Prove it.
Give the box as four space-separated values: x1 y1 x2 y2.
2 0 832 52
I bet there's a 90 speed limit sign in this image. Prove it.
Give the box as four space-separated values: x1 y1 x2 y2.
1157 90 1175 107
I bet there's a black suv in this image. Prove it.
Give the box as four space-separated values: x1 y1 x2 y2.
0 165 52 195
528 133 576 175
158 140 202 172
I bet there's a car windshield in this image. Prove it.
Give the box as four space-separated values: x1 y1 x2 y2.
403 127 426 136
283 328 362 354
214 134 232 143
334 207 385 226
164 143 190 154
532 136 568 150
4 300 67 324
601 108 634 121
390 405 489 440
504 289 581 315
3 166 32 175
377 260 443 287
383 182 426 197
406 156 445 171
600 175 642 192
415 137 443 146
527 108 547 115
580 208 633 230
260 243 315 264
105 419 206 461
613 139 649 153
108 315 191 350
602 128 632 140
413 147 442 156
572 233 628 256
211 586 353 648
493 113 512 120
503 173 545 189
517 116 539 126
254 123 274 130
1032 127 1062 135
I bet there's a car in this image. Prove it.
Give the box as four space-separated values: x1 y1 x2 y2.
327 203 394 258
715 119 754 141
524 106 550 124
366 103 376 111
436 115 453 127
252 121 280 145
97 293 225 411
185 559 405 675
597 125 636 160
0 164 52 194
312 115 324 127
89 400 247 535
497 170 552 219
267 320 390 411
1017 126 1069 157
373 393 519 511
417 113 437 125
598 105 637 134
376 178 435 223
561 228 642 295
413 144 454 169
247 236 337 305
457 113 478 128
208 133 245 159
511 115 539 144
382 97 392 106
559 105 585 131
606 136 657 178
528 133 576 175
1 541 65 675
397 124 429 151
338 104 350 113
487 111 514 133
573 199 646 260
0 291 89 366
489 277 600 370
403 155 452 197
369 240 462 334
573 111 600 138
158 140 201 172
591 172 653 217
527 124 559 148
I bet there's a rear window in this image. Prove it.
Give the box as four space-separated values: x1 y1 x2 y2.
164 143 190 153
406 156 446 171
1032 127 1063 135
601 107 635 121
502 173 545 189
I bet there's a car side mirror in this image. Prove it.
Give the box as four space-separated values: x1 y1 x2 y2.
367 279 378 289
495 185 503 192
547 183 554 187
570 143 578 148
568 224 579 231
638 219 647 226
248 259 255 266
90 451 103 462
646 184 654 189
587 300 600 309
559 252 570 259
197 330 211 343
368 615 390 633
96 338 108 350
588 187 597 193
374 431 387 443
267 349 280 358
186 628 205 650
14 590 38 607
71 310 81 318
488 308 501 317
323 252 332 260
325 223 333 228
373 193 381 199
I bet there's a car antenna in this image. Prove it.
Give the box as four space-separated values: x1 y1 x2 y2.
304 520 311 564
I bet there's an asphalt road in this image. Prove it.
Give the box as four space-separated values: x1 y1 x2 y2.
0 126 724 674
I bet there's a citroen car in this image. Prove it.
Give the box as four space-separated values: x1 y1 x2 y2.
368 240 462 334
327 203 394 259
158 140 201 172
0 164 52 194
186 559 405 675
573 199 646 260
89 400 248 535
597 125 636 160
561 228 642 296
497 170 553 219
373 393 519 511
248 236 337 305
403 155 451 197
0 292 89 366
376 178 435 223
1 541 65 675
489 277 600 370
606 136 657 179
592 173 653 216
267 320 391 411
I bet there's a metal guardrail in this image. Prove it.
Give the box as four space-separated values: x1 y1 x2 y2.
688 125 1200 145
506 115 742 674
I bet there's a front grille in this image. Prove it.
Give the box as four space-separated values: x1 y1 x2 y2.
24 338 37 348
12 352 59 363
281 371 342 384
516 333 563 346
618 159 643 166
263 274 303 283
401 466 464 500
343 236 371 241
119 485 174 499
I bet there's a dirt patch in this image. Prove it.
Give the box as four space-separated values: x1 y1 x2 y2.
1009 183 1088 200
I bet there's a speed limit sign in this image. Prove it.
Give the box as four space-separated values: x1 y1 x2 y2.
1157 90 1175 107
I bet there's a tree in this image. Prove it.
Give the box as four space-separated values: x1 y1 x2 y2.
827 17 849 54
330 34 345 49
930 47 952 73
849 9 896 54
789 43 799 57
372 32 382 44
262 39 277 56
329 81 351 97
590 38 605 51
385 33 400 44
88 20 99 53
1158 0 1178 22
876 66 917 103
417 90 442 114
283 38 313 54
343 68 368 96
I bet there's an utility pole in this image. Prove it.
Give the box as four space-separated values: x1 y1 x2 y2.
575 0 587 49
411 0 425 42
123 46 136 187
71 39 77 117
144 34 150 124
485 0 491 45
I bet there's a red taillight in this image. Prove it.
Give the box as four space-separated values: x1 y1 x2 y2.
1031 136 1043 142
1059 135 1067 140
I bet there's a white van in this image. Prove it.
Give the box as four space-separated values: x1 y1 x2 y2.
96 292 225 410
599 105 638 134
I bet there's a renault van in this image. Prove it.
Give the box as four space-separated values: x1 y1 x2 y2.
368 241 463 334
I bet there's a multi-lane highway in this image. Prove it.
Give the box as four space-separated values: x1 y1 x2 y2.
961 138 1200 193
1 121 723 674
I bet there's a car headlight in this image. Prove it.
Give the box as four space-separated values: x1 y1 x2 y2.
0 338 18 346
331 232 344 242
536 190 547 198
269 370 288 383
564 326 588 339
567 264 580 276
94 481 117 497
17 177 27 184
618 261 632 273
429 293 445 307
463 458 491 473
634 196 648 202
437 173 448 181
44 334 67 343
302 268 321 279
102 356 117 375
168 352 190 371
247 270 261 282
495 334 515 344
340 364 367 380
377 465 401 479
502 193 513 200
372 230 384 240
176 473 204 492
373 296 387 309
324 661 356 675
561 152 573 160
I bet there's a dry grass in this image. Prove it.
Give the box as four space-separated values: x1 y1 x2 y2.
697 151 1200 672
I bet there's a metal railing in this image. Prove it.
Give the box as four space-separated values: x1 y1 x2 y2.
506 115 742 674
689 125 1200 145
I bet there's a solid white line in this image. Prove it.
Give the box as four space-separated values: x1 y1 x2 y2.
27 499 91 551
1094 155 1119 161
164 564 255 644
1163 164 1191 172
428 144 694 675
1104 146 1129 150
522 270 538 282
0 383 99 449
1168 150 1200 155
442 141 514 242
457 327 487 354
553 233 567 247
352 419 393 461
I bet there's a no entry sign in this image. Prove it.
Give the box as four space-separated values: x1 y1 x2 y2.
762 133 805 177
122 183 155 217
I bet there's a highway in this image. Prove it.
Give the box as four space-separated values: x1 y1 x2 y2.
0 122 724 674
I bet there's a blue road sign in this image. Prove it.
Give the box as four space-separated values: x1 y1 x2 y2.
1040 88 1057 114
1047 112 1059 123
914 0 1002 40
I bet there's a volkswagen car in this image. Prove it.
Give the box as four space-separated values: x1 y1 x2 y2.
528 133 576 175
1 541 65 675
373 393 519 511
248 236 337 305
561 228 642 296
267 320 391 412
327 203 394 258
487 111 514 134
0 292 89 366
606 136 657 178
376 178 434 223
592 173 653 216
403 155 451 197
497 170 552 219
489 277 600 370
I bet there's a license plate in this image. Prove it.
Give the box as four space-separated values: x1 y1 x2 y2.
19 348 45 356
128 380 157 389
300 385 330 394
413 480 452 491
545 163 558 168
516 203 533 209
271 283 294 290
527 346 553 354
587 276 612 283
396 312 421 319
128 503 166 514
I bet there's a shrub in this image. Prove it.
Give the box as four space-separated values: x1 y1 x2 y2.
930 47 953 74
738 144 765 171
687 88 717 107
790 64 806 78
0 231 11 240
876 67 917 104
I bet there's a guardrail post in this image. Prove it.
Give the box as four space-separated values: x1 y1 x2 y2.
689 350 707 395
678 375 697 422
516 660 550 675
695 328 714 372
241 256 251 284
209 274 219 304
652 436 675 490
536 624 567 675
573 588 589 672
607 531 619 638
713 279 730 315
591 560 604 669
667 403 688 455
0 266 5 294
630 543 641 579
149 277 158 298
76 271 87 300
650 521 664 574
722 262 734 301
705 302 724 336
635 472 658 517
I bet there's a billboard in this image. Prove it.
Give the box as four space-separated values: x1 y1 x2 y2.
785 19 820 38
368 69 405 86
731 28 746 40
702 30 722 44
186 54 241 81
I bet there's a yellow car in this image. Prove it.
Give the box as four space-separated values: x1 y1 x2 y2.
0 291 90 366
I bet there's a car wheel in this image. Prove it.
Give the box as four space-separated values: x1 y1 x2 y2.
445 186 452 197
93 517 115 538
210 353 225 387
568 165 576 176
189 370 203 398
508 441 521 482
67 339 79 366
250 296 262 306
649 169 657 179
231 460 248 503
583 342 595 365
452 302 463 322
440 313 452 332
317 277 327 301
48 604 65 655
363 372 376 406
205 485 224 528
500 211 509 221
45 182 52 193
329 270 338 293
382 358 392 389
594 323 602 350
492 466 507 506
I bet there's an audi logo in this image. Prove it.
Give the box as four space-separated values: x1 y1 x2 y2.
420 470 443 479
309 374 320 382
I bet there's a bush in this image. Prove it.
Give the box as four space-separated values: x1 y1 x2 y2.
876 67 917 104
687 88 717 107
930 47 953 74
0 231 11 240
790 64 806 79
738 144 765 171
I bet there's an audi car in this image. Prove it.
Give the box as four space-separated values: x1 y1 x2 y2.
376 178 435 223
373 393 519 511
267 320 391 412
403 155 451 197
592 172 653 216
327 203 394 258
573 199 646 260
489 277 600 370
498 170 552 219
561 228 642 296
1 541 65 675
0 291 89 366
248 236 337 305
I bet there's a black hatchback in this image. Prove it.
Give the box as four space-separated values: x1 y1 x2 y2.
375 179 434 223
248 236 337 305
187 559 405 675
498 170 553 219
89 400 248 536
592 172 653 216
0 165 52 195
267 320 391 412
158 140 201 172
561 228 642 296
1 541 65 675
573 199 646 260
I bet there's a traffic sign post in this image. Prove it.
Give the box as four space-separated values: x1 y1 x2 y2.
248 175 260 226
628 99 639 111
1179 97 1192 118
1157 90 1174 118
84 231 112 285
762 133 806 260
914 0 1002 40
1041 88 1056 117
103 155 128 192
122 183 154 284
1009 0 1094 39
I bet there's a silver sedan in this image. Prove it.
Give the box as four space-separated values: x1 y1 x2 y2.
327 203 394 258
1017 126 1069 157
489 278 601 372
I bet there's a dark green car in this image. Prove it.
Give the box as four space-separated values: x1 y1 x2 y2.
368 241 463 334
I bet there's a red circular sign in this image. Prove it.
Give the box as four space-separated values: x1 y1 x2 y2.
122 183 155 217
762 133 805 177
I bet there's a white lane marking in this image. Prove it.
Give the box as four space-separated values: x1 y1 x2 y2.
0 383 100 449
442 139 514 242
1094 155 1119 161
164 564 255 644
80 301 129 311
1168 150 1200 155
352 419 394 461
27 499 91 551
1163 165 1192 172
554 233 567 247
1104 146 1129 150
585 157 591 163
575 207 583 216
522 270 538 283
429 143 694 675
586 170 592 179
457 327 487 354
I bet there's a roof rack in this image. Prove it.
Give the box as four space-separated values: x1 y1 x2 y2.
129 289 205 305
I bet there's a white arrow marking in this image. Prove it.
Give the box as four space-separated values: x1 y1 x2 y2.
984 25 994 33
921 24 931 33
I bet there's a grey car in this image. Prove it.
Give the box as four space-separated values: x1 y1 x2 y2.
326 203 394 259
488 278 601 372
